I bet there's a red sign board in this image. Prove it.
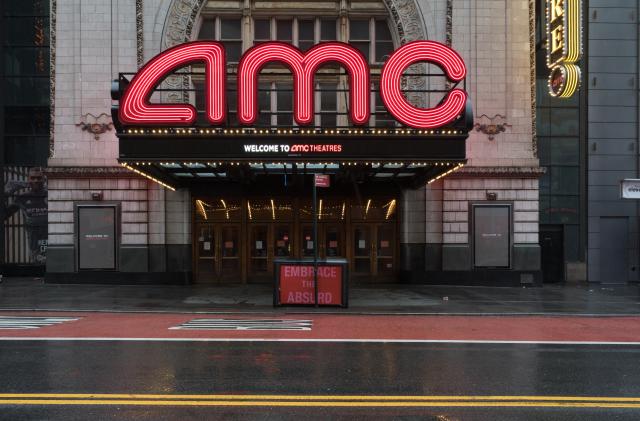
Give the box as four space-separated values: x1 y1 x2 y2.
279 265 342 305
119 41 467 129
314 174 330 188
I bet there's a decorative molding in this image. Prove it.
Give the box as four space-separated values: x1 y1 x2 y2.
445 0 453 90
136 0 144 68
445 0 452 48
383 0 428 107
158 0 428 106
529 0 537 157
45 167 139 179
157 0 429 107
383 0 426 44
75 113 114 140
451 166 546 179
49 0 57 158
474 114 511 140
161 0 208 103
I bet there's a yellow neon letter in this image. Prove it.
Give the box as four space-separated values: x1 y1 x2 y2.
551 26 564 53
550 0 564 22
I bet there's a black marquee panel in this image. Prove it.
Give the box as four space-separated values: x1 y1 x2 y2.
119 133 466 162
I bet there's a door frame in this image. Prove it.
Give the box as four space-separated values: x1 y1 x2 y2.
350 222 398 282
246 222 295 283
470 202 513 269
193 221 242 284
75 203 120 272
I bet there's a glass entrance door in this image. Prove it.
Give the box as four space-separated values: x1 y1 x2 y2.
300 224 345 260
274 225 292 259
351 223 396 281
195 224 216 283
247 223 293 282
219 225 241 281
352 225 372 276
195 223 241 283
323 224 345 259
249 224 269 279
300 225 316 258
376 224 396 280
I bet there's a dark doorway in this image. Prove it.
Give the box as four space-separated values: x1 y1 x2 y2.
540 224 564 283
599 217 629 284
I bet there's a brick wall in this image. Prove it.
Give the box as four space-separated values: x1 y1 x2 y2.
443 177 539 245
48 177 149 246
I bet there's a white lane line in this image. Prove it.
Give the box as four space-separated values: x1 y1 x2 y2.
0 337 640 345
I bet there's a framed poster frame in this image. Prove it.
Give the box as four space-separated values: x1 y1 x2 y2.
75 203 120 271
471 202 513 269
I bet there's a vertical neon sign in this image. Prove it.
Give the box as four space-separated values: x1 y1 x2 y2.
546 0 582 98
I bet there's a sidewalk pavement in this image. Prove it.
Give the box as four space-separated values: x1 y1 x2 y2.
0 277 638 315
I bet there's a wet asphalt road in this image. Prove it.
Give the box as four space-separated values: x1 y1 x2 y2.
0 341 639 420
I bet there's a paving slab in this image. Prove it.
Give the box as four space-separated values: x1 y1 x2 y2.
0 277 639 315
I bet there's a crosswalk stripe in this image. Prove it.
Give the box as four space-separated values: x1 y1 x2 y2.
0 317 79 330
169 318 313 331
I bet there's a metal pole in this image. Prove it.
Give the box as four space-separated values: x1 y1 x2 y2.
313 179 318 307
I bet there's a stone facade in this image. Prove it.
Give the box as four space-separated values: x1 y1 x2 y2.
47 0 540 284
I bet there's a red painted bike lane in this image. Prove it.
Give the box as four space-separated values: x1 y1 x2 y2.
1 311 640 342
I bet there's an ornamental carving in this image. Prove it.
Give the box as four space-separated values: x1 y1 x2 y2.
50 0 57 157
451 166 546 179
383 0 428 108
162 0 208 103
159 0 429 107
76 113 114 140
474 114 511 141
136 0 144 68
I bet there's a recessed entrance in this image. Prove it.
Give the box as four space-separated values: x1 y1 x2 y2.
195 223 242 283
193 194 398 284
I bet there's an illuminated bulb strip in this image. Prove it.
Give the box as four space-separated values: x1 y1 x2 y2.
565 0 582 63
120 41 226 125
238 42 369 125
196 199 207 220
546 0 582 68
548 63 581 98
385 199 397 220
381 41 467 129
427 163 465 185
120 163 176 191
125 127 462 136
221 199 229 220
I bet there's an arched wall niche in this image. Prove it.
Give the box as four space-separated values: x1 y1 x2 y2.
157 0 431 106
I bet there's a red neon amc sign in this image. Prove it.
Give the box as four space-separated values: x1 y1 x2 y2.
119 40 467 129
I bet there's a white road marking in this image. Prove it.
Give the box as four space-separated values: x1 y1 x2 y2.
0 317 80 330
169 319 313 331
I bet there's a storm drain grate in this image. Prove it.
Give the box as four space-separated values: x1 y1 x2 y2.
169 318 313 331
0 316 80 330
